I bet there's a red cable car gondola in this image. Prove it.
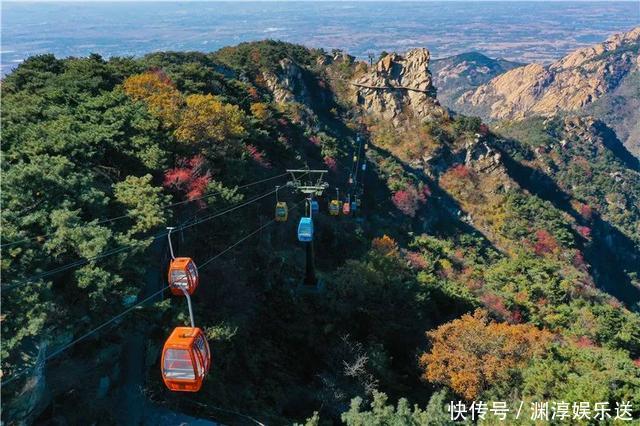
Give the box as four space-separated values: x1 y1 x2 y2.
166 227 199 295
161 327 211 392
168 257 199 296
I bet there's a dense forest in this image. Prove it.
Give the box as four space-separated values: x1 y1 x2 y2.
2 41 639 424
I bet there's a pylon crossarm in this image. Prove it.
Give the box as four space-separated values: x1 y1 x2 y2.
286 169 329 196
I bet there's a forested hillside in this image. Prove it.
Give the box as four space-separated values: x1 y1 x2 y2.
2 40 639 424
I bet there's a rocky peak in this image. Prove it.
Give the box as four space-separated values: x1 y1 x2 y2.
320 49 356 66
457 27 640 120
553 27 640 70
352 48 446 123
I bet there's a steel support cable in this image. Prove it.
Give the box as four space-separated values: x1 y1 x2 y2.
1 202 301 387
3 186 282 291
1 172 290 248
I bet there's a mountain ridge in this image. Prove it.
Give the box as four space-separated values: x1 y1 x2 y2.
455 26 640 156
430 51 524 108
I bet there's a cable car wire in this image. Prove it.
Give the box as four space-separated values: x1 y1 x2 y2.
1 201 302 387
1 172 290 248
3 186 285 291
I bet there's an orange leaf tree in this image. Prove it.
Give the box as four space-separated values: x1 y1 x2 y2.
420 309 551 400
371 235 399 257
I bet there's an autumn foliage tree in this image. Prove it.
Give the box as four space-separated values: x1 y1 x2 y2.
438 164 483 204
163 155 212 203
532 229 560 256
123 70 183 126
371 235 399 257
175 94 247 155
245 144 271 168
323 156 337 171
250 102 271 121
420 309 551 400
391 184 428 217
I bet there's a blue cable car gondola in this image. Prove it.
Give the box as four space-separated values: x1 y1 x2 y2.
297 217 314 242
311 200 319 214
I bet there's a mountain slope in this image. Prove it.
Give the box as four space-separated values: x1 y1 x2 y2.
430 52 523 108
456 27 640 155
2 40 640 424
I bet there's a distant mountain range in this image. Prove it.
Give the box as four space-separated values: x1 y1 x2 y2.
450 27 640 156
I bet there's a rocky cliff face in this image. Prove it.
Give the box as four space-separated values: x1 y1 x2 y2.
458 27 640 119
352 49 447 123
456 27 640 156
261 56 334 121
430 52 523 108
263 58 312 105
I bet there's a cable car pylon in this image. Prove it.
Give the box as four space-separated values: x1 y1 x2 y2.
286 169 328 288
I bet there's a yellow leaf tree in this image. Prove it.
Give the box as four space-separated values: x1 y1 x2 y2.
122 71 183 126
175 94 247 155
420 309 551 400
250 102 271 122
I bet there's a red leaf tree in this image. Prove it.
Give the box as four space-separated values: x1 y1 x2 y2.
533 229 559 256
163 155 211 205
392 184 428 217
246 144 271 168
323 156 337 172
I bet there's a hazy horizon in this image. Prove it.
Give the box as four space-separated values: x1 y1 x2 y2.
2 1 638 75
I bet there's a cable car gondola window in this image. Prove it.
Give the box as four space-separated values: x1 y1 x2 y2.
188 261 198 281
170 270 188 290
163 349 195 380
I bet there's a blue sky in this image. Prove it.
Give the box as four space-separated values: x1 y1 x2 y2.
6 0 639 2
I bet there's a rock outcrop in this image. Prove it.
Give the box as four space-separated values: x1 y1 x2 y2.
263 58 311 105
457 27 640 120
352 48 447 123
